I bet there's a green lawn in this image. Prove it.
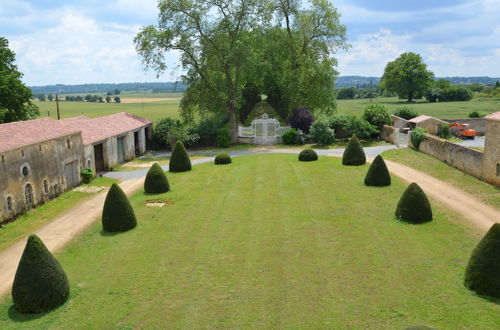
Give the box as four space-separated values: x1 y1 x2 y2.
1 154 498 328
0 177 117 252
383 148 500 209
337 97 500 118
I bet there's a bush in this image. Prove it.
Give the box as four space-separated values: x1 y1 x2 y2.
393 106 418 120
102 183 137 232
192 117 221 147
152 117 177 149
12 235 70 313
298 148 318 162
217 128 231 148
288 106 314 134
362 104 391 130
464 223 500 298
468 111 485 118
395 183 433 224
410 127 427 149
364 155 391 186
309 119 335 146
342 136 366 166
437 124 451 139
329 116 376 140
80 168 93 184
282 128 298 145
144 163 170 194
214 153 232 165
169 141 192 172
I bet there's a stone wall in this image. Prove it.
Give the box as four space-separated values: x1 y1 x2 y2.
381 125 399 144
442 118 486 135
482 119 500 186
0 133 84 223
411 134 485 179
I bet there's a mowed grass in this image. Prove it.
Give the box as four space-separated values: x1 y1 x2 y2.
383 148 500 209
1 154 499 328
0 177 117 252
337 97 500 118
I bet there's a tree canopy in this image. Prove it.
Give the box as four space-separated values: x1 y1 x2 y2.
135 0 348 140
0 37 39 123
380 52 434 103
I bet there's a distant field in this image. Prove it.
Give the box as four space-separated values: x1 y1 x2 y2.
337 97 500 118
33 95 499 123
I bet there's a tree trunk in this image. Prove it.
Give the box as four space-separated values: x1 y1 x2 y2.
408 90 414 103
228 99 238 143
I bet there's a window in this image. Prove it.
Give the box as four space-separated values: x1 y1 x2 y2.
497 163 500 177
43 180 49 194
39 145 42 151
22 165 29 176
21 150 24 157
6 196 13 211
25 184 33 207
87 159 92 168
67 139 72 149
1 155 4 163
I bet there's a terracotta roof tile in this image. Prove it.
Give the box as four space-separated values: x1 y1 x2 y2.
484 111 500 121
0 118 80 153
409 115 432 123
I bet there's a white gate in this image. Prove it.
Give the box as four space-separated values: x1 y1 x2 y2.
238 114 290 145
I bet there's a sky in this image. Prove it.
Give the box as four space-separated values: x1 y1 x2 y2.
1 0 499 86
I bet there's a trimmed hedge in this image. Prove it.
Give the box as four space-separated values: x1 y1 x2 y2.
298 149 318 162
144 163 170 194
12 235 70 313
395 183 433 224
102 183 137 232
364 155 391 186
169 141 192 172
342 135 366 166
215 153 232 165
464 223 500 298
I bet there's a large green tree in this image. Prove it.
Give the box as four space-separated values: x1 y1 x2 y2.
0 37 39 123
380 52 434 103
135 0 347 141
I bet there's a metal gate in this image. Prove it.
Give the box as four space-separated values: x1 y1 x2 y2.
64 161 80 189
238 114 290 145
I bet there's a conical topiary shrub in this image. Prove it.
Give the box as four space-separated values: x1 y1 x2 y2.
298 148 318 162
464 223 500 298
12 235 70 313
102 183 137 232
169 141 191 172
364 155 391 186
395 183 433 224
215 153 232 165
144 162 170 194
342 135 366 166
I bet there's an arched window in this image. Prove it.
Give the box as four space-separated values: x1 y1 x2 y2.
43 180 49 194
25 184 33 207
6 196 13 211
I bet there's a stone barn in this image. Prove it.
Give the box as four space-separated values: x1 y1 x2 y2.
59 113 152 172
409 115 448 135
0 118 84 223
482 112 500 186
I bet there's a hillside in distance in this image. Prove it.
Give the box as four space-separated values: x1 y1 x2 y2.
30 82 186 95
336 76 500 88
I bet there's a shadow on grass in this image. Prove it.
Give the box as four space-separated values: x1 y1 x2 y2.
8 305 49 322
99 229 131 237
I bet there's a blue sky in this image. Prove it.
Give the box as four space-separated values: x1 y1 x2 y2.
1 0 499 85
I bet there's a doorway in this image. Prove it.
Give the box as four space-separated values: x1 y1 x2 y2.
64 161 80 189
134 131 140 156
94 143 105 172
117 136 126 163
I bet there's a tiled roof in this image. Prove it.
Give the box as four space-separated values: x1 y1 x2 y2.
59 112 152 145
0 112 153 153
0 118 80 153
484 111 500 121
409 115 432 123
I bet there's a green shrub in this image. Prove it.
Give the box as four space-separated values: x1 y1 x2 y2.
214 152 232 165
468 111 485 118
309 118 335 146
144 163 170 194
80 168 93 184
364 155 391 186
169 141 192 172
329 116 376 140
12 235 70 313
217 128 231 148
152 117 177 149
464 223 500 298
342 136 366 166
298 148 318 162
362 104 391 130
395 183 433 224
410 127 427 149
437 124 451 139
102 183 137 232
282 128 299 145
393 106 418 120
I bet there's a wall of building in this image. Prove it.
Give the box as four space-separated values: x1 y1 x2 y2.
0 133 84 223
416 119 447 135
482 119 500 186
442 118 486 136
381 125 399 144
410 134 485 179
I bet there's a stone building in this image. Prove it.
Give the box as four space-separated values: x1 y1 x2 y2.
408 115 448 135
0 112 152 223
482 112 500 186
0 118 84 223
